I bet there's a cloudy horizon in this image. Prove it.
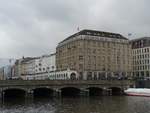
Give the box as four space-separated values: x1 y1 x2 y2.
0 0 150 58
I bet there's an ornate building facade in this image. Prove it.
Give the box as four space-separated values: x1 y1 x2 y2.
56 29 132 80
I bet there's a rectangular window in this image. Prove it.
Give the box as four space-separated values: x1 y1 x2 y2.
79 64 83 69
79 56 83 60
147 48 149 52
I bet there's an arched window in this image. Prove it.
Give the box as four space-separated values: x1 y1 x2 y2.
70 73 76 80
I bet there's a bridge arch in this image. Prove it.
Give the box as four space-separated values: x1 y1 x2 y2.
87 87 104 96
58 85 82 90
32 87 54 98
108 87 123 95
60 87 81 97
3 88 26 99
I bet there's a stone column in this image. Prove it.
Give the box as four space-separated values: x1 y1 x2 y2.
24 89 34 103
85 89 89 96
92 72 94 80
107 89 112 96
83 71 87 80
1 91 5 102
144 71 146 78
105 72 108 80
80 88 89 96
139 71 141 78
26 90 34 99
57 89 61 97
54 89 61 97
102 88 109 96
125 72 128 79
0 89 3 100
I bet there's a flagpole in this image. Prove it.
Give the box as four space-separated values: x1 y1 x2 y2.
77 27 80 32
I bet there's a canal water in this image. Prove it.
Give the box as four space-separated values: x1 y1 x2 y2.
0 96 150 113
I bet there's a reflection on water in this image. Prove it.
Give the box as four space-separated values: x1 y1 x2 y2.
0 96 150 113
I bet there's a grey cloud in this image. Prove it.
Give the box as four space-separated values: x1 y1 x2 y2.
105 0 150 36
0 0 150 58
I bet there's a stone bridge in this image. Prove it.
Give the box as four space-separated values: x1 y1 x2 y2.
0 80 134 99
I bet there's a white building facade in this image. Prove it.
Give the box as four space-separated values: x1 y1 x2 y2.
131 37 150 79
34 54 56 74
19 54 56 80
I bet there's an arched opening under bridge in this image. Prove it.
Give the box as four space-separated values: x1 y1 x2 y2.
61 87 81 97
108 87 123 95
3 88 26 99
33 88 54 98
87 87 103 96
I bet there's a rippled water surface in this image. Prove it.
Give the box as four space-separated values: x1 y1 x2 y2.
0 96 150 113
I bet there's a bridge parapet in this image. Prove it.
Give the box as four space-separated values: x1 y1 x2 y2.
0 80 134 87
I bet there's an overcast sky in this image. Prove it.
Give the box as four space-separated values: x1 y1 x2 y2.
0 0 150 58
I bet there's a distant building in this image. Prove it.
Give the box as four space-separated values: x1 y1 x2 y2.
14 57 37 79
4 65 13 79
0 66 14 80
14 59 22 78
0 59 16 80
131 37 150 79
56 29 132 80
20 57 37 77
0 67 4 80
14 54 56 80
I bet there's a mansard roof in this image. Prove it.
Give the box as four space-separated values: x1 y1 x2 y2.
59 29 128 44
